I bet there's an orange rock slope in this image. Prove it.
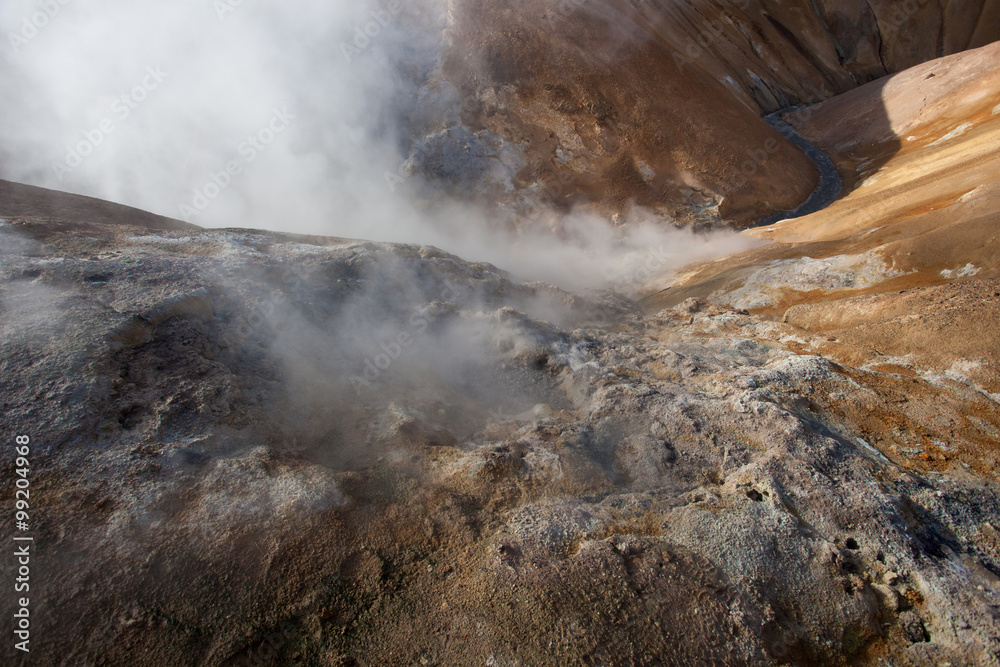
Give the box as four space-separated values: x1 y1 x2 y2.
425 0 1000 226
649 39 1000 410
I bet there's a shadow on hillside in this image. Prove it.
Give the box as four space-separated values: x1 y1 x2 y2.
772 73 903 218
0 179 194 231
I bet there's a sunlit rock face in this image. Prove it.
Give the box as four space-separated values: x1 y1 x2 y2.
396 0 999 228
652 40 1000 394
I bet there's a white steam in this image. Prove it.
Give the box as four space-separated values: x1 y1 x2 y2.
0 0 756 291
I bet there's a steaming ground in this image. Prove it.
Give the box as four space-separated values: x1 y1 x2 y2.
4 1 1000 664
2 213 1000 664
1 0 446 232
0 0 759 292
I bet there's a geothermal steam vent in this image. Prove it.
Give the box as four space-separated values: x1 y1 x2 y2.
1 0 1000 664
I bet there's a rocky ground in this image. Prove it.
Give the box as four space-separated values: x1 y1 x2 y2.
651 41 1000 395
1 187 999 665
2 2 999 666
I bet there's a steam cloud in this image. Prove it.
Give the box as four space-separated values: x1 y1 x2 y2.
0 0 756 291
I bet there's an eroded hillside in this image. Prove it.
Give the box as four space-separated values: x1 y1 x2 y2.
1 1 999 666
399 0 1000 227
650 41 1000 398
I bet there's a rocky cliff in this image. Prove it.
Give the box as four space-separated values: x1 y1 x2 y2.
400 0 1000 227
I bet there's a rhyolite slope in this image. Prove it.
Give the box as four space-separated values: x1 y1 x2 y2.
1 204 999 664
